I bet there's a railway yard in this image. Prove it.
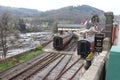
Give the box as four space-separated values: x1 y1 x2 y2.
0 36 88 80
0 29 111 80
0 13 115 80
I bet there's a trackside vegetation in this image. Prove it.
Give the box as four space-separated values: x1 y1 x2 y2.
0 48 42 71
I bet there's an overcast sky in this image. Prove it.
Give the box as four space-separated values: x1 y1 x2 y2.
0 0 119 15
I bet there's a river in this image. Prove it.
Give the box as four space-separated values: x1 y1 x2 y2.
0 31 52 58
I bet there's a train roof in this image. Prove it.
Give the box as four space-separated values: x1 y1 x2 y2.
54 32 73 38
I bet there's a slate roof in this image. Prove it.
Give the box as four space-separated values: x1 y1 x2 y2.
57 24 86 28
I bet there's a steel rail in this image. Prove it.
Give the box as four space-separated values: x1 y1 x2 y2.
54 57 81 80
20 54 62 80
5 53 56 80
42 55 66 80
54 55 73 80
68 63 84 80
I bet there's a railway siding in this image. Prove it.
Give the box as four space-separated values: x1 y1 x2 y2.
31 54 84 80
0 36 86 80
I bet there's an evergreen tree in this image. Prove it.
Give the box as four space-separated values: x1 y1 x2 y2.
52 21 58 33
18 19 26 33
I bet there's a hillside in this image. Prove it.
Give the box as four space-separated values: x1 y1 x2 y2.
0 5 40 17
37 5 105 23
0 5 105 23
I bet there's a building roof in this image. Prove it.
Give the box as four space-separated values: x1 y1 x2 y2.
57 24 86 28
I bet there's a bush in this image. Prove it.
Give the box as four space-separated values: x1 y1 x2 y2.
12 57 19 65
36 44 42 50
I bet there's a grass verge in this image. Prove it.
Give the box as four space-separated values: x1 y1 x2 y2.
0 49 42 71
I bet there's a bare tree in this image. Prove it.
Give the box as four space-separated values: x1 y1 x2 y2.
0 12 10 58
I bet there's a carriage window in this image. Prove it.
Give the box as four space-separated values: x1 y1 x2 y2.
56 39 60 45
81 43 86 52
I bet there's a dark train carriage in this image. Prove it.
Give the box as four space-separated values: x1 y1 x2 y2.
77 40 90 58
63 34 73 46
53 33 73 50
53 36 63 50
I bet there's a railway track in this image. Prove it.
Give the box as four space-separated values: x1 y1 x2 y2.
2 53 62 80
30 41 85 80
31 54 84 80
0 40 85 80
0 52 49 77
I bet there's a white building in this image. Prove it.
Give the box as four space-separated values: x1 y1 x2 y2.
57 24 86 32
